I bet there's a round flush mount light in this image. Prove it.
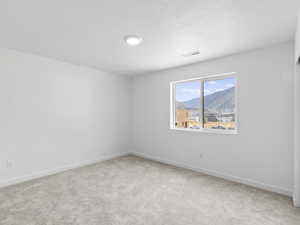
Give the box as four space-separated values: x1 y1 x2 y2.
124 35 143 46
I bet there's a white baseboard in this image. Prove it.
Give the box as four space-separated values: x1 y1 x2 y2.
132 152 293 197
0 151 129 188
1 151 293 198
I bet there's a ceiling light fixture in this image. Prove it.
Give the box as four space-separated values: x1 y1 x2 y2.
124 35 143 46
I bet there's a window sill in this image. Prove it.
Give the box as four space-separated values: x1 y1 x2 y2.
169 127 238 135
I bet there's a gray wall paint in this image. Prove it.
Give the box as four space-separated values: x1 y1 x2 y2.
133 42 294 195
294 11 300 206
296 12 300 63
0 48 131 184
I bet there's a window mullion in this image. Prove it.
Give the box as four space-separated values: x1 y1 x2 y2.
201 80 204 129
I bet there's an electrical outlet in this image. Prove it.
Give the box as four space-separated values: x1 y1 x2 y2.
6 160 13 168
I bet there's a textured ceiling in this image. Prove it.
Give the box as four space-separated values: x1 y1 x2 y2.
0 0 299 75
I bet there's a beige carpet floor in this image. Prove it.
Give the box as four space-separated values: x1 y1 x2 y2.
0 155 300 225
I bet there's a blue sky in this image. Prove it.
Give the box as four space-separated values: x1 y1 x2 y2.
175 81 200 102
175 78 235 102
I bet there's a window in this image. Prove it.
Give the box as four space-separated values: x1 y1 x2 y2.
170 74 237 134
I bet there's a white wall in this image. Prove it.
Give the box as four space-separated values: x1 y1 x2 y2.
296 12 300 62
0 41 295 199
133 42 294 196
0 48 131 186
294 11 300 206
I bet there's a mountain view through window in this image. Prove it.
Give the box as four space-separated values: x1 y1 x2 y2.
203 78 235 130
175 81 201 129
174 77 236 131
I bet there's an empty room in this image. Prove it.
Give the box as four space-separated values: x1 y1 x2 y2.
1 1 300 224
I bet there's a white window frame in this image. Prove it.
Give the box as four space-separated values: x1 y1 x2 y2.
170 72 238 134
